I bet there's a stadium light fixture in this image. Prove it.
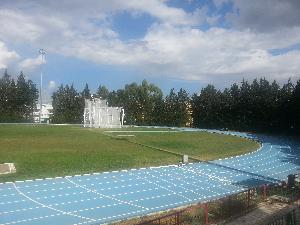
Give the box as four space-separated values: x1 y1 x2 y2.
39 49 46 123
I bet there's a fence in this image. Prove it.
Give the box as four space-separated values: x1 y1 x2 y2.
131 181 300 225
136 203 209 225
267 207 299 225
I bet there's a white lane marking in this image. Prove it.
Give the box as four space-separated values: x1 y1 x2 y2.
76 209 147 225
2 213 62 225
149 168 205 198
129 170 192 202
12 183 96 223
117 135 135 137
0 206 40 215
3 189 180 216
104 130 180 133
154 166 235 196
65 177 149 211
0 199 26 205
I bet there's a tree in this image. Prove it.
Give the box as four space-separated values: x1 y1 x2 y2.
219 88 232 128
269 80 281 129
246 78 279 131
16 71 39 122
291 80 300 133
111 80 163 125
151 96 165 126
0 70 38 122
277 79 294 131
190 77 299 134
191 85 221 128
82 83 91 99
239 79 252 129
51 84 83 123
139 80 163 125
228 83 240 129
96 85 109 99
107 90 123 107
164 88 191 127
164 88 177 126
0 70 15 122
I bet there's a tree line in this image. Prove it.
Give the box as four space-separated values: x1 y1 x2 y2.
51 80 192 127
1 69 299 134
0 70 38 122
191 78 300 134
51 78 300 134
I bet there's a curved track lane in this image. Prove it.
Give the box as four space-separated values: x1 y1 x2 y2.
0 130 299 225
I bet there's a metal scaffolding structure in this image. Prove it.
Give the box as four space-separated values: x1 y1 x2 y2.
83 98 124 128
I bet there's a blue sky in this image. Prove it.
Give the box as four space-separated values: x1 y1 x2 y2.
0 0 300 102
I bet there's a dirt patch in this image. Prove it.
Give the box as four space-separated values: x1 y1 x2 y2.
0 163 16 175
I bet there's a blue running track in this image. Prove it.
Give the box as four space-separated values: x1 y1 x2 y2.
0 130 299 225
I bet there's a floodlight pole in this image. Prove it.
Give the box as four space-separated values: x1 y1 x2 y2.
39 49 46 124
121 108 125 127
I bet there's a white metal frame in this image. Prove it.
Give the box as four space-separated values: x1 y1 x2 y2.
83 98 124 128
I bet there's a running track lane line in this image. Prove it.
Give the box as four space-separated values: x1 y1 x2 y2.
65 177 150 211
11 183 96 224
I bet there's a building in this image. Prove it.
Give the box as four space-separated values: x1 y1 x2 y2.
33 103 53 123
83 98 124 128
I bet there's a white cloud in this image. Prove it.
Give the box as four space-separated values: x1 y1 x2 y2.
0 9 43 43
0 0 300 86
0 41 19 69
18 55 44 72
227 0 300 32
135 25 300 83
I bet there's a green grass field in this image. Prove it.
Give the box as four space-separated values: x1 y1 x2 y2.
0 125 259 182
106 129 258 160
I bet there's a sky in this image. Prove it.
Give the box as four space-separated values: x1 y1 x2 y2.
0 0 300 102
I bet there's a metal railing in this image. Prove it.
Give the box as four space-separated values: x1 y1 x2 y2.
267 208 298 225
131 180 300 225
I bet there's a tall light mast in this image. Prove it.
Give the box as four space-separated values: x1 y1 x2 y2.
39 49 46 123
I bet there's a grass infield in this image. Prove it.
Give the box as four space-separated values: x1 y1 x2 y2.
0 125 259 182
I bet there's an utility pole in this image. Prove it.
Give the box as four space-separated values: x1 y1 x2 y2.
39 49 46 123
